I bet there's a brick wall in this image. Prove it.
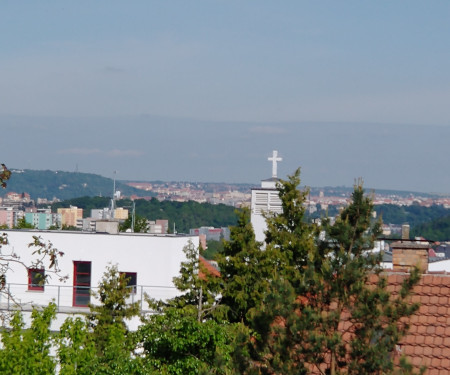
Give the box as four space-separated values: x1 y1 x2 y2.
391 241 429 272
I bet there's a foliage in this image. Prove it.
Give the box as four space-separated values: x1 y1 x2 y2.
0 166 426 374
138 240 239 374
375 203 450 227
217 208 270 324
3 169 146 201
57 265 143 374
14 216 35 229
121 198 238 233
0 303 57 374
0 164 11 188
234 170 421 375
89 265 140 357
119 214 149 233
202 239 225 260
57 317 97 375
139 308 236 375
51 196 111 218
167 240 223 321
411 214 450 241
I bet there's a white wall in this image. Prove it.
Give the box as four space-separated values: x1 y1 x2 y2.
0 230 198 329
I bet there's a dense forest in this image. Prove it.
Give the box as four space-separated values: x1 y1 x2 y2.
410 216 450 241
49 196 238 234
374 203 450 227
3 169 148 200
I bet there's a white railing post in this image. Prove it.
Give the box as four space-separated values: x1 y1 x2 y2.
57 285 61 312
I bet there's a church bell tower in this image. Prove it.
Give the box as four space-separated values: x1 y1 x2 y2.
250 150 283 244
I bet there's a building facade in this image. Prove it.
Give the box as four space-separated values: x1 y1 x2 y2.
1 229 198 330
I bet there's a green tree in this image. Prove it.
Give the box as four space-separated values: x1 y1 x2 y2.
139 308 236 375
57 317 97 375
14 216 35 229
0 304 57 374
202 239 224 260
168 240 223 321
119 214 149 233
138 240 238 374
217 208 270 324
57 266 143 375
88 265 140 356
238 170 422 375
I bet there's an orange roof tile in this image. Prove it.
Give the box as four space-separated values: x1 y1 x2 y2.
198 255 220 279
386 271 450 374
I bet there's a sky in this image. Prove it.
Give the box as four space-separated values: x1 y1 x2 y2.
1 1 450 193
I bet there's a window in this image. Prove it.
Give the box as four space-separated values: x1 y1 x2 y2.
73 261 91 307
120 272 137 294
28 268 45 291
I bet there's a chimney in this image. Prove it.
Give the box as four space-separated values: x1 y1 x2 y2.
391 240 428 272
401 224 410 240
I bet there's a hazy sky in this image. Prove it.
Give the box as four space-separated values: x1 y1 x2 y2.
1 2 450 193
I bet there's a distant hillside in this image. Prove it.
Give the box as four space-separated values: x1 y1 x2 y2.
2 169 150 201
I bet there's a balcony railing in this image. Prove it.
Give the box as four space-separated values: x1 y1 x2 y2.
0 283 180 314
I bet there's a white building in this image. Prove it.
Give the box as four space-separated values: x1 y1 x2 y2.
251 150 283 243
0 228 198 330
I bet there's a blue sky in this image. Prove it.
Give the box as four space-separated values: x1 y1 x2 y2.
1 2 450 192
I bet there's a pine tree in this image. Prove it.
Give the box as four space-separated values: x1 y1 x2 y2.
218 207 270 324
240 170 422 375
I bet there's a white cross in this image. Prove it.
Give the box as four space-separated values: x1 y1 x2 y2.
268 150 282 178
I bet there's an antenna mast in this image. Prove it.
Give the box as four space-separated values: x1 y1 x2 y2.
111 170 117 219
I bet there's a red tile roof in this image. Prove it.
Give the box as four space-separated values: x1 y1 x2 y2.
304 270 450 374
390 271 450 374
199 255 220 279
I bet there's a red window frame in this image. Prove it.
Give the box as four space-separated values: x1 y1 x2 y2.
28 268 45 291
73 261 91 307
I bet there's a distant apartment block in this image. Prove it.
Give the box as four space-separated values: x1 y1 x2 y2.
189 226 230 242
4 192 31 202
2 192 33 210
0 207 15 228
25 211 62 230
148 219 169 234
57 206 83 227
91 207 129 220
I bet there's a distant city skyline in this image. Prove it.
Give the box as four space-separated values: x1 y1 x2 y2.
2 117 449 194
1 2 449 193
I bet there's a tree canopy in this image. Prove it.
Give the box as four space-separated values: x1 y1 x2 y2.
0 168 424 374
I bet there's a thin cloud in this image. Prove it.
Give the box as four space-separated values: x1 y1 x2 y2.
57 148 101 155
57 148 144 157
103 66 126 73
106 149 144 157
249 126 287 135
